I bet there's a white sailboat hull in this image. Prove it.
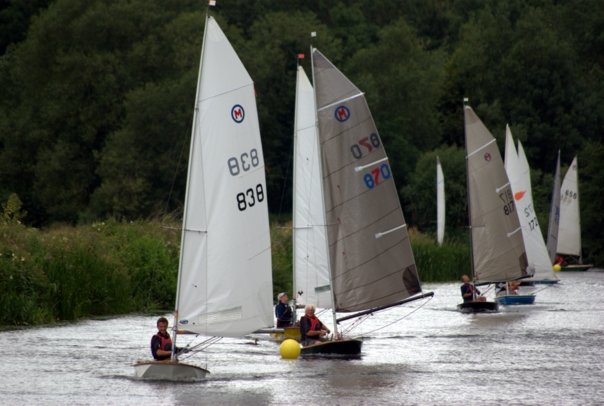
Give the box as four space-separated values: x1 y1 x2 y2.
133 360 208 381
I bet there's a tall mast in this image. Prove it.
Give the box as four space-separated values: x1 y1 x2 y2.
310 44 339 338
462 98 477 289
172 11 210 360
291 55 300 317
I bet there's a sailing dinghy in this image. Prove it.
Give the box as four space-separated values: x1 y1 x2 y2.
458 104 531 313
556 156 592 271
299 48 432 355
134 15 273 380
504 126 557 293
436 157 445 246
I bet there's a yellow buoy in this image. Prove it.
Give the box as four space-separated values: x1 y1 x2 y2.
279 339 301 359
553 264 561 272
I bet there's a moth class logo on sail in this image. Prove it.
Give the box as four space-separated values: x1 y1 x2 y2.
231 104 245 123
334 105 351 122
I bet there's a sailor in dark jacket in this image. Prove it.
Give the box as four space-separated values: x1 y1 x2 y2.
275 292 294 327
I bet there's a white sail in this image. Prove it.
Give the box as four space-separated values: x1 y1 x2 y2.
175 16 273 337
293 66 331 309
312 48 423 313
546 150 561 263
436 157 445 246
557 156 581 258
504 126 556 281
464 107 529 284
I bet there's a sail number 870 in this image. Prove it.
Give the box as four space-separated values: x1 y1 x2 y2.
237 184 264 211
363 163 392 189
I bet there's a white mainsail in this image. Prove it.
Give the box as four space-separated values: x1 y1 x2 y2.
312 48 424 314
557 156 582 258
436 157 445 246
546 150 561 263
293 66 331 309
174 16 273 337
464 107 529 284
504 126 556 282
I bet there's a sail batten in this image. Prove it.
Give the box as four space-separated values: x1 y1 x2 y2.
175 16 273 338
464 106 529 284
312 48 423 313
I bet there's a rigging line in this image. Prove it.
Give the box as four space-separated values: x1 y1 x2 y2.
350 295 434 338
179 336 223 360
164 119 191 216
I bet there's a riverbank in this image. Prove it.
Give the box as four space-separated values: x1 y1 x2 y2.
0 218 468 326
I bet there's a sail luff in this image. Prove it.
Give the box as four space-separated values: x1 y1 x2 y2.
312 48 423 313
546 150 561 263
175 16 273 337
436 157 445 246
464 106 529 284
173 14 211 354
557 156 581 258
293 65 331 309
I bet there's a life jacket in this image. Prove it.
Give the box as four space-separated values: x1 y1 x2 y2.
308 316 321 332
155 332 173 352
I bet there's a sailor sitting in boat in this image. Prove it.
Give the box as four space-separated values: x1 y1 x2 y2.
496 281 520 296
150 317 187 361
275 292 294 328
460 275 486 302
299 304 330 346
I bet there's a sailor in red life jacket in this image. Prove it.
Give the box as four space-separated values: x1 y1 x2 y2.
299 304 330 346
150 317 176 360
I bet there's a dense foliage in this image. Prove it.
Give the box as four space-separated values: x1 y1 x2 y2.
1 0 602 265
0 213 465 326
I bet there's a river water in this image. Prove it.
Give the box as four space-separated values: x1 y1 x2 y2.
2 271 603 405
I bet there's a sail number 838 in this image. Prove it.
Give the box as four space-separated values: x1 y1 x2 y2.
236 184 264 211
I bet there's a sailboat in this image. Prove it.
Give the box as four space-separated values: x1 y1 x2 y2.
458 104 531 313
299 48 432 355
556 156 592 271
504 126 557 290
134 15 274 380
546 150 561 264
259 62 330 343
436 157 445 246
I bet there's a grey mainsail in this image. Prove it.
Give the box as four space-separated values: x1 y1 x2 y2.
546 150 561 263
464 106 529 284
312 48 423 313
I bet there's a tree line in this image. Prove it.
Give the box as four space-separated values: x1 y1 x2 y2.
0 0 602 264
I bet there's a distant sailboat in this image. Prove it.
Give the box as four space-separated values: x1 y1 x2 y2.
504 126 557 287
436 157 445 246
546 150 561 264
301 48 432 355
458 104 531 313
556 156 592 271
134 15 274 380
